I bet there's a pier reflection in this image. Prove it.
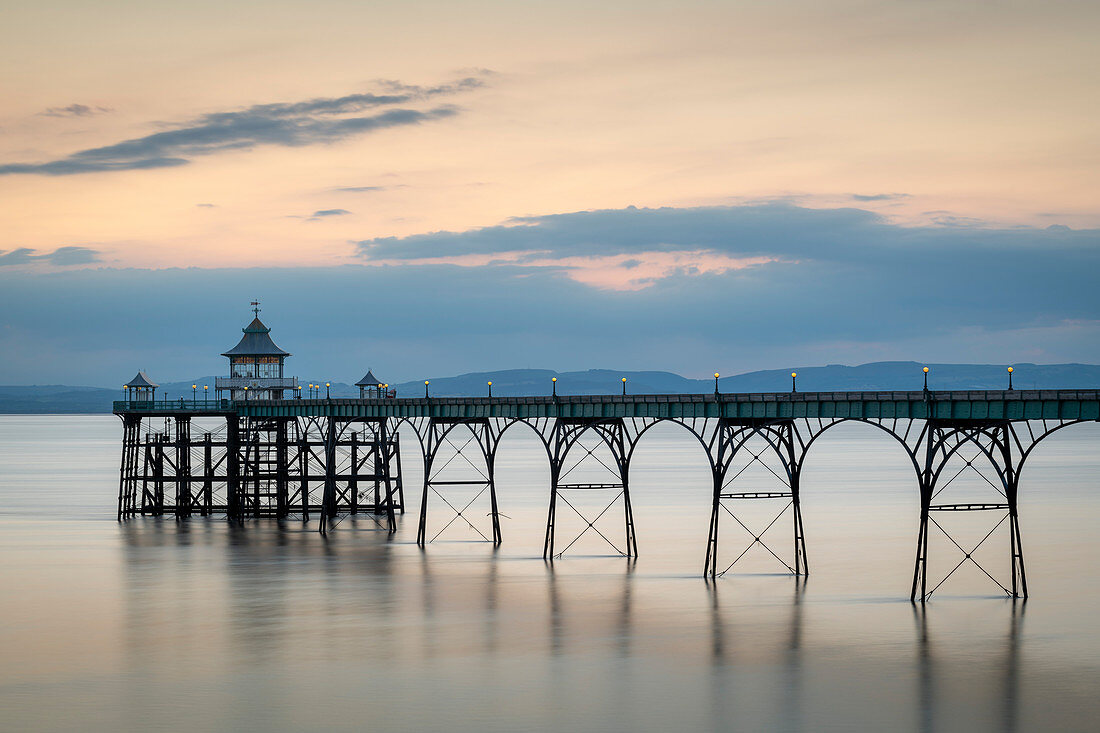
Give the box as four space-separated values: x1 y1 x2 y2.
116 521 1037 733
914 600 1024 733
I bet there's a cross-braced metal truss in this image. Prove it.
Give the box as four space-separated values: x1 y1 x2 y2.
412 417 504 545
544 418 641 559
317 417 402 535
703 419 810 578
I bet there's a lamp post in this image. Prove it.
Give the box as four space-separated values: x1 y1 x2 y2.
192 384 197 405
622 377 627 396
424 380 430 398
714 373 720 395
791 372 797 393
326 382 330 400
244 385 249 402
123 385 129 405
488 381 493 398
1007 366 1014 391
296 385 301 399
551 377 557 397
922 366 930 393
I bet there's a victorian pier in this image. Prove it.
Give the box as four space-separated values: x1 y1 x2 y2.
114 309 1100 602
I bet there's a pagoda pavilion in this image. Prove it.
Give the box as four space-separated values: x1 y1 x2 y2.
215 303 298 400
355 370 390 398
124 371 158 402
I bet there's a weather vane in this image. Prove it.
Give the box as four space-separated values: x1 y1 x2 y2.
251 299 261 317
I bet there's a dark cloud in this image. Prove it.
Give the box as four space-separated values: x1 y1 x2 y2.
312 209 351 217
40 103 113 118
2 77 486 176
354 204 1099 283
0 246 100 267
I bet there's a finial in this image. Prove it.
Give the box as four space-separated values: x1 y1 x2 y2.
251 299 261 318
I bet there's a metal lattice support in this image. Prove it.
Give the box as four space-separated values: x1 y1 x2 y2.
544 418 637 559
318 417 402 535
911 421 1036 602
416 418 503 545
703 419 808 578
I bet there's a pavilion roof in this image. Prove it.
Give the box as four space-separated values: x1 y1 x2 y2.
355 370 384 387
126 371 158 388
221 317 291 357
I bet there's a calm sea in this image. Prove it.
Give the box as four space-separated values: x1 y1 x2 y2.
1 415 1098 732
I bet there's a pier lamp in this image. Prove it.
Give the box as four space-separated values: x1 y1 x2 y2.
622 377 627 396
552 376 557 397
791 372 797 393
425 380 430 398
244 385 249 401
923 366 930 392
296 385 301 399
326 382 330 400
714 373 720 395
1008 366 1014 391
488 381 493 398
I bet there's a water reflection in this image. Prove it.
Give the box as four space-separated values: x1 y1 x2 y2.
914 600 1024 733
111 516 1069 733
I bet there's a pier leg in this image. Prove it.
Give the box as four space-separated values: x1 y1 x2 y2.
544 460 560 559
349 431 359 516
393 428 406 514
704 467 722 577
417 451 431 545
117 415 140 520
1003 425 1028 599
320 419 338 535
299 428 309 521
379 420 397 532
276 420 289 519
202 432 213 516
785 425 807 576
488 450 502 544
175 417 191 520
226 416 241 521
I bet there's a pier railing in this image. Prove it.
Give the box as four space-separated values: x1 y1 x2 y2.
113 389 1100 421
113 399 236 412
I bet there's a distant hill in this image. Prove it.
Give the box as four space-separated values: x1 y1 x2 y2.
390 362 1100 397
2 362 1098 413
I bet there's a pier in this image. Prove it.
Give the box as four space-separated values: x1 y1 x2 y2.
115 387 1100 601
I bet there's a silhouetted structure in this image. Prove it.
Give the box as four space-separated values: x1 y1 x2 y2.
115 383 1100 601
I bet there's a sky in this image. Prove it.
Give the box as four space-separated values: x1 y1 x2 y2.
1 0 1098 385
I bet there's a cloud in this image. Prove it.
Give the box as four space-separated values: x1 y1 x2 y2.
306 208 351 221
851 193 909 202
2 76 487 176
352 202 1100 290
332 185 389 193
40 103 113 118
0 246 100 267
196 203 216 208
